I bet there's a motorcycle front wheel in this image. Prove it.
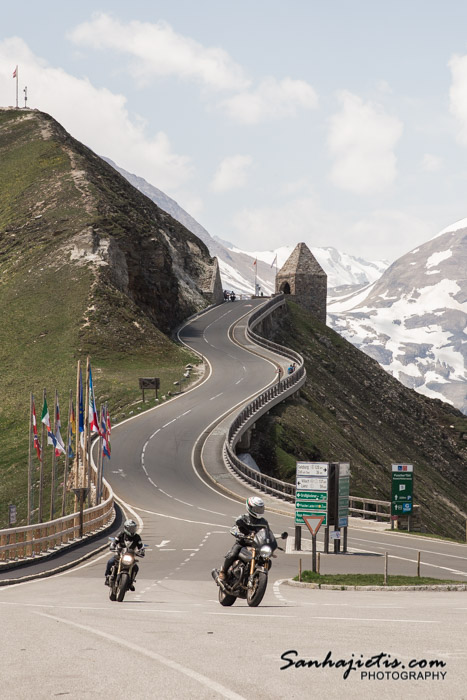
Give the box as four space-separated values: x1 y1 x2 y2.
247 571 267 607
117 572 130 602
219 588 236 606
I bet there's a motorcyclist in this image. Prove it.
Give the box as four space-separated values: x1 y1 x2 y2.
105 518 145 590
218 496 269 582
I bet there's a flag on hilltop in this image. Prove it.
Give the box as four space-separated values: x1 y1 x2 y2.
32 397 42 462
12 66 17 78
253 259 257 268
89 365 101 435
54 397 66 456
41 396 57 449
270 254 277 268
78 367 84 434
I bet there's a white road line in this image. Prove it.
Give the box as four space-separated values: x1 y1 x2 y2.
350 536 467 561
35 612 247 700
150 428 161 439
180 410 192 417
174 498 193 507
209 392 224 401
210 612 296 618
159 490 173 498
162 419 177 428
148 478 157 488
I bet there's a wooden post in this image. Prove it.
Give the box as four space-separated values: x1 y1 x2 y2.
384 551 388 585
417 551 421 578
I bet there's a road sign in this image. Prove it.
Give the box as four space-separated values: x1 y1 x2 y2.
295 462 329 525
338 462 350 527
391 464 413 515
8 504 16 525
303 515 325 536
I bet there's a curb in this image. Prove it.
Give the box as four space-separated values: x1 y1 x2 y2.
283 579 467 592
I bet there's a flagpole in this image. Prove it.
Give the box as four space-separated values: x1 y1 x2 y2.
15 66 18 109
28 393 33 526
50 390 58 520
74 360 80 495
97 405 103 506
84 357 91 506
39 388 46 523
61 390 72 517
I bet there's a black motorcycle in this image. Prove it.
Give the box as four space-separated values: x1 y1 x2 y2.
108 543 145 602
212 526 288 607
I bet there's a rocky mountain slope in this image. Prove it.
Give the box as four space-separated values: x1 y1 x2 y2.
104 158 387 295
328 223 467 414
251 301 467 539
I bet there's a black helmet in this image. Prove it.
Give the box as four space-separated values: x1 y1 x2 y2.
246 496 265 519
123 519 137 536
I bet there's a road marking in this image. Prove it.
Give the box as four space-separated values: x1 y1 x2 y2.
210 612 296 618
350 536 467 561
35 612 247 700
209 392 224 401
158 489 173 498
150 428 161 439
155 540 171 548
174 498 193 507
180 410 192 417
162 419 177 428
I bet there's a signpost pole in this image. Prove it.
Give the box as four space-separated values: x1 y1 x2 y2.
312 534 317 572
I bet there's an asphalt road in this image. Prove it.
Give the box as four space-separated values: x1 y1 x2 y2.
1 299 466 699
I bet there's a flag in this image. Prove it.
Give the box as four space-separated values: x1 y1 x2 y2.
89 365 101 435
102 406 111 459
68 401 76 460
41 397 57 448
32 397 42 462
78 367 84 433
12 66 17 78
54 397 66 456
270 254 277 268
253 259 257 268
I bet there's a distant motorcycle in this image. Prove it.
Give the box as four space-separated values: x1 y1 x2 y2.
108 543 145 602
212 526 288 607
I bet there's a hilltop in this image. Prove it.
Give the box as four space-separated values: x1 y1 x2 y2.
0 108 221 525
250 301 467 539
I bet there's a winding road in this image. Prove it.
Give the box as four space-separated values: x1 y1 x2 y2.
1 299 466 699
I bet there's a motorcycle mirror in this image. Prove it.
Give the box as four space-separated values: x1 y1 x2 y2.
281 532 289 539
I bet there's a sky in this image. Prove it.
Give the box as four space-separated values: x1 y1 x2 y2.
2 1 467 263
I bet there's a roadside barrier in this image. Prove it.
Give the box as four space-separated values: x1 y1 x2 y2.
0 466 115 564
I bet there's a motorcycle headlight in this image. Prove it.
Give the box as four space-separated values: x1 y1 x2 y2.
122 554 134 565
260 545 273 558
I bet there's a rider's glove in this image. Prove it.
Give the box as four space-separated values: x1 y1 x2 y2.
138 548 145 557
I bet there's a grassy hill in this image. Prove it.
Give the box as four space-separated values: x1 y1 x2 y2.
0 108 216 528
250 301 467 539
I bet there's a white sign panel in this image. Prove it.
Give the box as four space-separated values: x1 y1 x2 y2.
296 462 329 477
296 476 328 491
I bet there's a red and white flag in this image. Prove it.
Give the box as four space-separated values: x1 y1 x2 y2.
12 66 17 78
253 259 257 268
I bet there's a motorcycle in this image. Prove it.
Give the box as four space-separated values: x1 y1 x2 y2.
211 526 288 607
108 540 145 602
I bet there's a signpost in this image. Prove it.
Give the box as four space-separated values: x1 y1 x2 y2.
391 464 414 530
139 377 160 402
295 462 329 525
8 504 17 526
303 515 324 572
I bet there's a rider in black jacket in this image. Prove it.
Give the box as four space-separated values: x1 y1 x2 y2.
105 519 144 589
218 497 268 581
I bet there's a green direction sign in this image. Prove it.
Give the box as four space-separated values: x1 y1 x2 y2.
295 462 329 525
391 464 413 515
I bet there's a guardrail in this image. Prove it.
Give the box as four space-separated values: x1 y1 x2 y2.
0 465 115 564
223 295 306 501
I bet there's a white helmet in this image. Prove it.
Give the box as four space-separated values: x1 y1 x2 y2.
123 519 137 536
246 496 265 519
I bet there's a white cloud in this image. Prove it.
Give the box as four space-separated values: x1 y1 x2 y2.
210 155 252 192
449 53 467 144
231 195 341 251
69 13 248 91
421 153 441 172
327 91 403 194
220 77 318 124
0 37 193 192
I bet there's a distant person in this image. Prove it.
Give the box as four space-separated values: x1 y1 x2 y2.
230 291 236 301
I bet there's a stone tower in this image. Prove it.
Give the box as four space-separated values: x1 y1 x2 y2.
275 242 327 322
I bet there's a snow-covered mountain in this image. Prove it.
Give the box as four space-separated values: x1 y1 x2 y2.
328 221 467 413
104 158 387 296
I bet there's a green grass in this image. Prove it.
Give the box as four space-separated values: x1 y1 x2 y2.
294 572 463 586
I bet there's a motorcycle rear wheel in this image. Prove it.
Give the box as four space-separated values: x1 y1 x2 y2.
219 588 236 606
117 572 129 602
247 571 267 607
